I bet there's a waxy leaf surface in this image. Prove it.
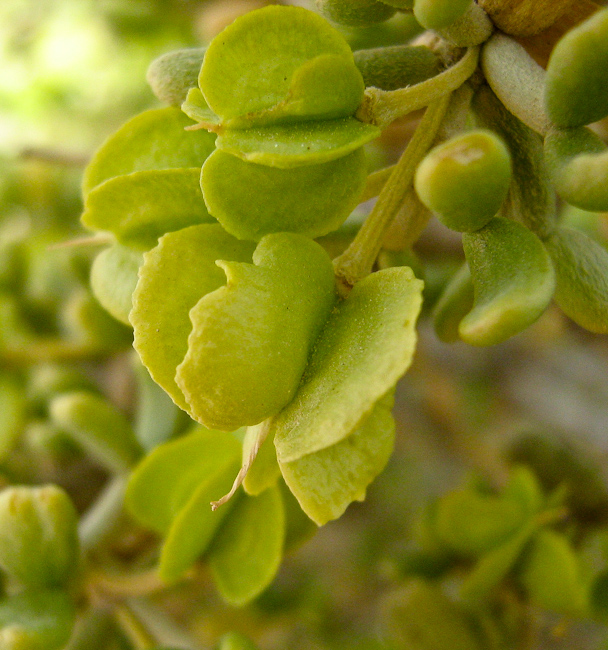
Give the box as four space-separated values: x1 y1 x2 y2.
199 6 363 125
202 149 367 241
215 119 379 168
274 267 423 463
460 218 555 346
280 392 395 525
83 107 216 195
90 245 142 326
131 224 255 411
176 233 336 430
208 486 284 605
82 169 214 250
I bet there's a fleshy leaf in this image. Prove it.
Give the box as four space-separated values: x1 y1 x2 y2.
83 107 216 195
176 234 336 430
274 267 423 463
201 149 367 241
414 0 472 30
126 427 241 536
544 227 608 334
215 118 380 168
50 391 141 474
432 263 474 343
181 88 221 128
280 391 395 525
519 529 588 615
90 245 142 325
317 0 396 27
199 5 362 125
208 486 284 606
545 8 608 128
82 169 214 250
147 47 206 106
131 224 255 411
460 217 555 346
544 126 608 212
0 590 75 650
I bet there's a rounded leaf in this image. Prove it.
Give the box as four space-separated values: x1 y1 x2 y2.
0 486 79 589
460 218 555 346
414 0 472 30
90 245 142 325
147 47 206 106
545 8 608 127
415 130 512 233
176 234 336 430
202 149 367 241
200 6 363 125
131 224 256 411
83 107 216 195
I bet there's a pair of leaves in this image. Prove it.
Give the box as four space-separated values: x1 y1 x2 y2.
131 227 335 430
126 427 284 604
433 218 555 346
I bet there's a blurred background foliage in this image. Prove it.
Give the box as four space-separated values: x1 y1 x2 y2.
1 1 608 649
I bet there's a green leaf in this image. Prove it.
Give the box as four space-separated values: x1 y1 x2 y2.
545 226 608 334
0 486 79 589
201 149 367 241
461 521 536 602
414 0 472 30
318 0 396 27
434 486 528 558
414 129 512 233
242 425 281 497
90 245 142 326
147 47 206 106
519 529 588 615
545 8 608 127
280 391 395 525
131 224 255 411
502 466 544 518
199 6 362 125
83 107 216 195
126 427 240 536
432 263 474 343
181 88 221 127
274 267 423 463
544 126 608 212
82 169 214 250
0 590 75 650
380 579 484 650
215 119 379 168
175 234 336 430
460 217 555 346
50 391 141 474
208 486 284 606
0 374 26 461
216 632 258 650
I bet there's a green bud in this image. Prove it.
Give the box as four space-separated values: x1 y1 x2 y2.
216 631 258 650
519 529 588 616
0 589 75 650
414 0 472 31
146 48 206 106
415 130 512 233
0 485 79 589
317 0 396 27
545 8 608 127
380 579 483 650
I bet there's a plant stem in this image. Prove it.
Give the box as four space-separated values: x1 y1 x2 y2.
334 94 452 293
90 568 168 598
79 474 127 551
114 602 158 649
356 47 479 129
